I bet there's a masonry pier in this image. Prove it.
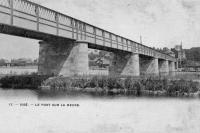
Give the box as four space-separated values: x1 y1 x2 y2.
38 40 89 76
140 56 159 76
169 61 175 76
38 41 176 77
158 60 169 76
109 52 140 76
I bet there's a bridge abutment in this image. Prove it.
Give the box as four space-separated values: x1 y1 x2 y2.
109 52 140 76
140 57 159 76
38 40 89 76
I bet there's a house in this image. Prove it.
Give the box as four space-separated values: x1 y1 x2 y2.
94 57 110 68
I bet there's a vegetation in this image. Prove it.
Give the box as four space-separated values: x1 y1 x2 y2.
1 73 199 97
42 76 200 97
185 47 200 61
0 74 49 89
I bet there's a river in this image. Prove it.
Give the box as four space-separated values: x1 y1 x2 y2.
0 66 108 75
0 88 200 133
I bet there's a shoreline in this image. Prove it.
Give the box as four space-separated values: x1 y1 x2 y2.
39 86 200 98
40 76 200 98
0 74 200 98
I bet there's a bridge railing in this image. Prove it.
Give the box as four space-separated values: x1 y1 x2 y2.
0 0 176 61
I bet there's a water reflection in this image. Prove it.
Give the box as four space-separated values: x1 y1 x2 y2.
0 88 199 100
0 88 134 100
0 88 38 100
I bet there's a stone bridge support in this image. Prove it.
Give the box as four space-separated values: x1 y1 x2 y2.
175 61 178 70
159 60 169 76
169 61 175 76
38 40 89 76
139 57 159 76
109 52 140 76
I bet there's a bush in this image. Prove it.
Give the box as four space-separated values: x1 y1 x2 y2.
88 76 108 89
4 75 197 97
106 77 123 90
140 78 168 91
42 77 72 91
166 79 200 96
71 77 90 88
124 77 135 90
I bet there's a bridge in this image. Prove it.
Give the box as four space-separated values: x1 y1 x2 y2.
0 0 177 76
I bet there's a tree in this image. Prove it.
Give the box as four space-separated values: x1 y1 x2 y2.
0 59 6 66
185 47 200 61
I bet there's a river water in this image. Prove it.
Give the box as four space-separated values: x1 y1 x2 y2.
0 88 200 133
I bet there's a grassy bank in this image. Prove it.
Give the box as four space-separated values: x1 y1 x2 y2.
42 76 200 97
1 74 199 97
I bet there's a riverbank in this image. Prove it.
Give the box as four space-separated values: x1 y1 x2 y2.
41 76 200 98
0 74 200 98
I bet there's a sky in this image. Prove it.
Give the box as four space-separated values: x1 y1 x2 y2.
0 0 200 59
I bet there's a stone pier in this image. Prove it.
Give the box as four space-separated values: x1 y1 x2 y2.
109 52 140 76
169 61 175 76
169 61 175 72
175 61 178 70
38 40 89 76
158 60 169 76
140 57 159 76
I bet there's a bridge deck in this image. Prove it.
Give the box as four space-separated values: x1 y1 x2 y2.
0 0 176 61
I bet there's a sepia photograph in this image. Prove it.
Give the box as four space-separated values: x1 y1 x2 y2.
0 0 200 132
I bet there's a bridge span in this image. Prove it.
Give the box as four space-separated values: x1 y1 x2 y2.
0 0 177 76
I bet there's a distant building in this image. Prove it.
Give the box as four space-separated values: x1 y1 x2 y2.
11 58 34 66
89 57 110 69
174 45 186 59
172 44 186 68
95 57 110 68
88 50 110 69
